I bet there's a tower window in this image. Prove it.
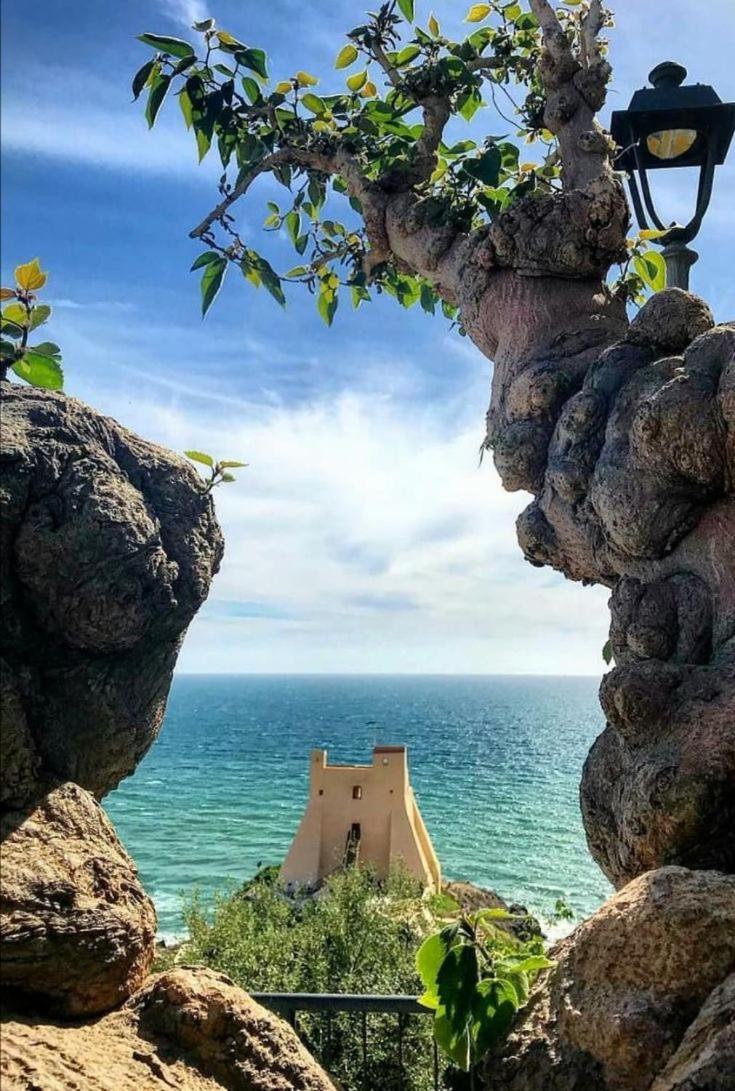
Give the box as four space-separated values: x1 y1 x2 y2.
352 785 363 800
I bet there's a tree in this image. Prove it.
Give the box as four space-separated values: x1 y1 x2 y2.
135 0 735 942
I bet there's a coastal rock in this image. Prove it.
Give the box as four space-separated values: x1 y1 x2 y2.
485 293 735 883
651 973 735 1091
0 385 223 801
0 967 336 1090
443 881 542 940
0 782 156 1016
483 867 735 1091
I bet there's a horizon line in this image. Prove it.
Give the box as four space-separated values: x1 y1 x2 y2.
173 670 605 679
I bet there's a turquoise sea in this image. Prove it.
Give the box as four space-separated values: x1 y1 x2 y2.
105 675 612 938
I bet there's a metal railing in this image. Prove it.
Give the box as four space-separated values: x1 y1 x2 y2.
252 993 444 1090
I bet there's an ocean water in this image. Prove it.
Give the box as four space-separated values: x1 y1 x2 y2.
104 674 612 938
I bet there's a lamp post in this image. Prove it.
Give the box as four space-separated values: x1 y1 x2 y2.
611 62 735 290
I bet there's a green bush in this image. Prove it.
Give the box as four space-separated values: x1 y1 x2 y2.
177 866 548 1090
183 865 439 1090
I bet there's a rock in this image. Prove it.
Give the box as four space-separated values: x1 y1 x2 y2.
483 867 735 1091
486 296 734 882
443 881 542 941
627 288 714 352
0 782 156 1016
651 974 735 1091
582 657 735 887
0 386 223 801
0 967 336 1090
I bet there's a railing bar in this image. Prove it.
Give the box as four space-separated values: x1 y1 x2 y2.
361 1010 368 1091
326 1009 332 1064
398 1010 404 1075
433 1036 439 1091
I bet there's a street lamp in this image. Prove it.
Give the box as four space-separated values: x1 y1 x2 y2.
611 62 735 289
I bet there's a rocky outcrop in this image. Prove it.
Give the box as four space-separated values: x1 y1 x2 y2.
0 967 336 1090
0 782 156 1017
485 290 735 886
651 973 735 1091
0 386 224 803
484 867 735 1091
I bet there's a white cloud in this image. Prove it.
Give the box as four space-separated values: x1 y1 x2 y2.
95 380 611 676
0 64 213 179
155 0 210 31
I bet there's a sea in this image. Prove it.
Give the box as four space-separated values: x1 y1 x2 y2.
104 674 612 939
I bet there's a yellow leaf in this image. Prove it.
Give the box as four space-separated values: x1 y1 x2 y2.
335 44 359 69
0 287 16 300
347 70 368 92
519 162 537 172
296 70 318 87
275 80 293 94
15 259 47 292
638 228 669 241
3 302 29 326
465 3 492 21
428 12 440 35
217 30 237 44
360 80 377 97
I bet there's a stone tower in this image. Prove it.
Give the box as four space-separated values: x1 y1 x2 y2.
281 746 441 891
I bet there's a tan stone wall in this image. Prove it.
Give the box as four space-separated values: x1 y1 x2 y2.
281 746 441 890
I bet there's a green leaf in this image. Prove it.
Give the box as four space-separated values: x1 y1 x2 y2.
220 471 236 482
285 210 301 244
462 145 502 185
179 87 193 129
184 450 214 467
219 460 248 469
457 88 483 122
137 34 195 59
191 251 222 271
301 92 326 115
241 76 262 104
465 3 492 22
146 73 172 128
317 283 338 326
200 256 227 316
634 251 666 292
471 979 518 1059
396 44 421 67
437 944 479 1038
335 44 359 69
3 302 29 327
397 0 415 21
237 47 268 80
347 70 368 92
416 933 449 1006
602 638 613 666
132 59 156 100
1 338 18 361
29 341 61 356
434 1011 471 1071
12 351 64 390
503 2 522 19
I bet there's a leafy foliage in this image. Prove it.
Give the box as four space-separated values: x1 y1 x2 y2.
612 231 668 305
185 450 248 492
1 260 63 389
416 907 553 1071
132 2 564 327
178 865 548 1089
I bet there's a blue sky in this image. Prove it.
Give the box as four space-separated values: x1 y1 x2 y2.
2 1 734 674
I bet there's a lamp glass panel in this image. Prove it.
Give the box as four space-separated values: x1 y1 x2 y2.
646 128 698 160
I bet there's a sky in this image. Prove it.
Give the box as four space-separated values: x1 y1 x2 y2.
2 1 734 675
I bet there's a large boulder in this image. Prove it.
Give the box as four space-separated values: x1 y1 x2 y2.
0 782 156 1016
484 867 735 1091
487 293 734 884
0 967 336 1090
0 385 223 801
